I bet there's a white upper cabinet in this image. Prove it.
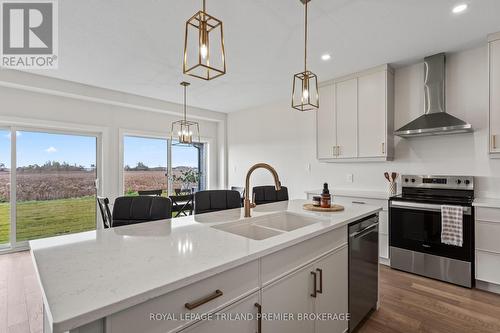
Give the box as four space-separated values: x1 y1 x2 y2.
336 78 358 158
358 71 388 158
489 33 500 155
316 65 394 162
316 84 336 159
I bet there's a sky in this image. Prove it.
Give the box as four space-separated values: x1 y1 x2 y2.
0 130 199 169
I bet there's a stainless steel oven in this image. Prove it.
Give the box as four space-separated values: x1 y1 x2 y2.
389 175 475 288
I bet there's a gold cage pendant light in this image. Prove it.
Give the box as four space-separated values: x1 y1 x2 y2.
183 0 226 80
292 0 319 111
171 82 201 146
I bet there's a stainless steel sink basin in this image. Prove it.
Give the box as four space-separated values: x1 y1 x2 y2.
211 221 283 240
254 212 321 232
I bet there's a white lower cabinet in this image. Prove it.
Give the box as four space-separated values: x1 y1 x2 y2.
261 246 348 333
314 248 348 333
180 293 260 333
475 205 500 289
262 263 316 333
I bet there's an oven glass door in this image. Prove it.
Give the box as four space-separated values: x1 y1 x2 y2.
389 201 472 261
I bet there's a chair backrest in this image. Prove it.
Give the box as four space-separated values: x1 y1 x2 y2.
97 196 112 229
138 189 163 196
194 190 242 215
252 186 289 205
170 194 194 216
112 196 172 227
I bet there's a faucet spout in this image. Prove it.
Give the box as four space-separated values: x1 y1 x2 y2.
244 163 281 218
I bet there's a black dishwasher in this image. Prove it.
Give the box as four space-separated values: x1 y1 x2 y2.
348 214 379 332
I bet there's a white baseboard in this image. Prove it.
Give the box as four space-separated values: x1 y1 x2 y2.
379 257 390 266
476 279 500 294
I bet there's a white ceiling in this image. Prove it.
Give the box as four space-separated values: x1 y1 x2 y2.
32 0 500 113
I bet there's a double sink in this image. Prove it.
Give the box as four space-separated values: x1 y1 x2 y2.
211 212 324 240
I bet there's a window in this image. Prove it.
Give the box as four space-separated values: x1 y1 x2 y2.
122 135 207 197
123 136 168 196
15 131 97 241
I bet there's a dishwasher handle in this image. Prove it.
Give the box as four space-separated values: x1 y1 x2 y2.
349 223 378 238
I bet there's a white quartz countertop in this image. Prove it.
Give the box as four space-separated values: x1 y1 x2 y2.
30 199 381 333
306 188 392 200
473 197 500 208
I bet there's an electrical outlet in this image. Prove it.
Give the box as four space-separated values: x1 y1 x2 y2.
346 174 354 183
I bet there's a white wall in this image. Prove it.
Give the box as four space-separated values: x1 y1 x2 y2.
0 70 227 201
227 45 500 199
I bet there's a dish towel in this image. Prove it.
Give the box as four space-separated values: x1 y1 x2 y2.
441 205 463 247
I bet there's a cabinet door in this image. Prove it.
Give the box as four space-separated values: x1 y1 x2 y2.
314 248 349 333
182 293 260 333
358 71 387 157
335 79 358 158
262 264 315 333
490 40 500 153
317 84 336 159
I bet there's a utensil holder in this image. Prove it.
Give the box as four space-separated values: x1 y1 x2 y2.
388 182 397 196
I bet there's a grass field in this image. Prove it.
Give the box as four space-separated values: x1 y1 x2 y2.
0 196 96 244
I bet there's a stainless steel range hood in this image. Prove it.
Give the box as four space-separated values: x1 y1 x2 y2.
394 53 473 137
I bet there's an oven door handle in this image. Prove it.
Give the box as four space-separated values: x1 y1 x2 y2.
390 201 471 215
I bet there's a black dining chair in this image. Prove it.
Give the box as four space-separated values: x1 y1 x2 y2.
194 190 242 215
170 194 194 217
138 189 163 196
252 186 289 205
112 196 172 227
97 196 112 229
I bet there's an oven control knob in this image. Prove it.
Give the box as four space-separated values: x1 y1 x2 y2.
405 178 409 183
456 179 462 185
465 180 471 185
411 178 416 183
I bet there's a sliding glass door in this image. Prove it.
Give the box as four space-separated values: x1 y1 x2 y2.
0 130 11 247
15 131 97 241
171 142 205 193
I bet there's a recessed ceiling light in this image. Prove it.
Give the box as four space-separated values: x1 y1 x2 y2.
452 4 468 14
321 54 332 61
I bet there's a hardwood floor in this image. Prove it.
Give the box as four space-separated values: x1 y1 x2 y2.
0 251 42 333
1 252 500 333
359 265 500 333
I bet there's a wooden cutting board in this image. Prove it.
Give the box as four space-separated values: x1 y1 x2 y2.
303 203 345 212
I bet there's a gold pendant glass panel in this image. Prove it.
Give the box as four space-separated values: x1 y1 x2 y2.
184 10 226 80
292 71 319 111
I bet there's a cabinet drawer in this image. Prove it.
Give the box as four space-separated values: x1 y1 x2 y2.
379 211 388 235
379 234 389 259
476 250 500 284
261 226 347 286
108 260 259 333
333 196 388 211
476 220 500 253
476 207 500 222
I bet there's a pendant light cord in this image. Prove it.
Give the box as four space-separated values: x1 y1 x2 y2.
183 84 187 122
202 0 206 12
304 0 308 73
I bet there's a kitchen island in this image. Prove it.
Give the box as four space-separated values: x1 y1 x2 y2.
30 199 381 333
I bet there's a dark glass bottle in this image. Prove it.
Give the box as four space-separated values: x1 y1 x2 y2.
320 183 331 208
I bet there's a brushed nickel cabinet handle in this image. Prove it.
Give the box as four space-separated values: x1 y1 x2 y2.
382 142 385 154
254 302 262 333
493 135 497 150
311 271 317 298
316 268 323 294
185 289 223 310
352 201 366 205
332 146 336 157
